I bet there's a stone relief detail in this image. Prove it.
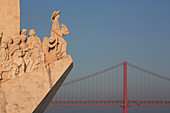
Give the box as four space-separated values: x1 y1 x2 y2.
51 10 70 59
27 29 42 70
20 29 33 72
0 10 70 82
0 42 16 79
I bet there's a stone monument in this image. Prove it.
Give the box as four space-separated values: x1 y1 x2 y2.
0 0 20 40
0 0 73 113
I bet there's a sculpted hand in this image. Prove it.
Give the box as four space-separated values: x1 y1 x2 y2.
61 23 66 28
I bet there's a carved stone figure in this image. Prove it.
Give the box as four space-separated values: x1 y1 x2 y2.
0 42 18 79
20 29 28 52
49 37 61 58
1 43 11 72
20 29 34 72
43 37 62 64
10 37 25 75
0 10 71 81
6 37 14 60
0 42 12 79
20 29 28 51
43 37 50 64
51 10 70 59
27 29 42 69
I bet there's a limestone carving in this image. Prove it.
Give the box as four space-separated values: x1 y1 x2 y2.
0 42 18 80
51 10 70 59
0 3 73 112
20 29 34 72
0 10 71 82
27 29 42 69
10 37 25 75
0 42 13 79
43 37 50 64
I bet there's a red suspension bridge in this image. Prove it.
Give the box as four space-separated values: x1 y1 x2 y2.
49 62 170 113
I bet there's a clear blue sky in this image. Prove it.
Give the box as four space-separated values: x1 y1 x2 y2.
20 0 170 113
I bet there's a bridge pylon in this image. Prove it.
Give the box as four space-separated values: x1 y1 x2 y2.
123 61 128 113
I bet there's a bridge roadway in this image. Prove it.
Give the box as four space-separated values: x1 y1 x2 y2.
50 100 170 106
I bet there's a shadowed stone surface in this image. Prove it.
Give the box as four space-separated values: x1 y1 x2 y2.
0 55 73 113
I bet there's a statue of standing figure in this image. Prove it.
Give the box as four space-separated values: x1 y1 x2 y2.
51 10 70 59
10 37 25 75
19 29 34 72
27 29 42 70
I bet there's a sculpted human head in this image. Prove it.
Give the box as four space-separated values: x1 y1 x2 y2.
29 29 35 37
52 10 60 21
55 14 60 20
49 37 56 44
21 29 27 35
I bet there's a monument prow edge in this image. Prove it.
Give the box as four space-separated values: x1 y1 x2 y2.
0 55 73 113
33 58 73 113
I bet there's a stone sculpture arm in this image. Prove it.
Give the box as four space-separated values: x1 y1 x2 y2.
54 30 63 37
61 24 70 36
10 45 19 56
24 47 29 52
51 16 54 23
10 47 16 56
63 31 70 36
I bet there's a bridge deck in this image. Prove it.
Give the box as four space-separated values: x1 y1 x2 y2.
50 100 170 106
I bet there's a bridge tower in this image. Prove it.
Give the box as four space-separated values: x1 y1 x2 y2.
123 61 128 113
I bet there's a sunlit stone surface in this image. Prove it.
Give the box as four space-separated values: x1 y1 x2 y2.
0 0 20 40
0 0 73 113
